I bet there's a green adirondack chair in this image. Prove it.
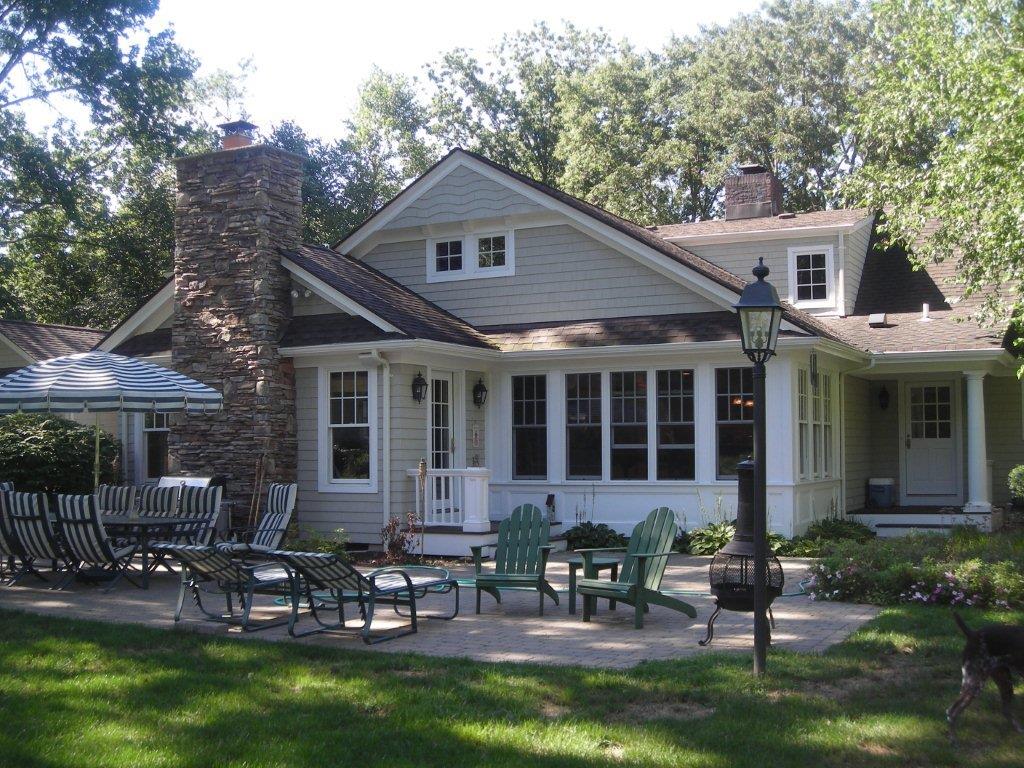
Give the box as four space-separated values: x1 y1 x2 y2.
576 507 696 629
470 503 559 616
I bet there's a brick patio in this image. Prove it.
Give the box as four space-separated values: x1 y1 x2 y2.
0 553 879 668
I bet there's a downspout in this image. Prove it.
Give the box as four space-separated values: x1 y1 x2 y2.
360 349 391 531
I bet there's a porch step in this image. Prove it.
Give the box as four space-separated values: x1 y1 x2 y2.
848 508 1004 536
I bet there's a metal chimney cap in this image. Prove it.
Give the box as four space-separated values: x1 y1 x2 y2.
217 119 258 134
737 162 769 175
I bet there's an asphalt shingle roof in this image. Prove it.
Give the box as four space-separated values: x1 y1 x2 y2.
280 313 406 348
650 209 872 239
0 319 107 360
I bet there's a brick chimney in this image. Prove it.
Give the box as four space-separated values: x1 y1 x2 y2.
724 163 783 220
170 124 303 522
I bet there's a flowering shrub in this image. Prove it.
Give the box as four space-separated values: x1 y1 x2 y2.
805 529 1024 610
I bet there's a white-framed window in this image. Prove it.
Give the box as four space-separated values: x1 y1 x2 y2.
787 245 835 309
566 372 602 480
610 371 648 480
656 369 695 480
426 231 515 282
142 412 169 482
318 368 377 493
715 367 754 479
512 374 547 480
796 367 834 480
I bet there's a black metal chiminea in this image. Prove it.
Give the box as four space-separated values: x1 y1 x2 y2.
698 458 784 646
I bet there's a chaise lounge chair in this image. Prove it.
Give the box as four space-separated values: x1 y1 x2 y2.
219 482 297 556
470 503 558 615
269 550 460 643
576 507 697 629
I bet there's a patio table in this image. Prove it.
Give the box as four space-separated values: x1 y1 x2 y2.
101 515 193 589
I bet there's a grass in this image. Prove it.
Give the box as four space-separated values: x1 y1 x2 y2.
0 606 1021 767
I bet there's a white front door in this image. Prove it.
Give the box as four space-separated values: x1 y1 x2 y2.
903 382 958 499
430 372 456 510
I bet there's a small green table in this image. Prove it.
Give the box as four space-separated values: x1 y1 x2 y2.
568 555 619 614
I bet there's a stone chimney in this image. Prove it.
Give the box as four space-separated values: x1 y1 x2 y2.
170 125 303 521
724 163 783 220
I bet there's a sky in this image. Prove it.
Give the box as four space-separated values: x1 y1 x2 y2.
146 0 766 141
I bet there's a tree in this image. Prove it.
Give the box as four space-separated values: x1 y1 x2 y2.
847 0 1023 338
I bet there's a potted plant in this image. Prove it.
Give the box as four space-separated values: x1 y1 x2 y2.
1007 465 1024 509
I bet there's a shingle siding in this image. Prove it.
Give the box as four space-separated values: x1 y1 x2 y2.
362 225 722 327
844 375 871 511
985 376 1024 506
843 222 873 315
384 165 546 230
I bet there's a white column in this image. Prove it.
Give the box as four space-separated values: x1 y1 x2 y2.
964 372 991 513
461 468 492 532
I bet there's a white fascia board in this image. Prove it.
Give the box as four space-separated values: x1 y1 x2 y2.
662 213 875 247
869 348 1013 365
280 259 401 334
98 281 174 352
337 152 741 311
281 338 500 360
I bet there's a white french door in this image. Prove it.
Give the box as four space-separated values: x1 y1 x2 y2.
430 372 456 511
903 381 959 500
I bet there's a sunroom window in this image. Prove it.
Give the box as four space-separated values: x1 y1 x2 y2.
610 371 647 480
566 372 602 480
657 370 695 480
715 367 754 479
512 374 547 480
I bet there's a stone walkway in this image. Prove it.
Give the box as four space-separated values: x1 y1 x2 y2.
0 553 879 669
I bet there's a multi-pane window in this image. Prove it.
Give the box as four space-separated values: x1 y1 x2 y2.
657 370 695 480
716 367 754 478
821 374 833 477
434 240 463 273
143 412 169 480
797 369 809 478
610 371 648 480
795 251 828 301
512 375 547 479
477 235 506 268
811 373 822 477
909 385 952 439
566 373 602 479
329 371 370 480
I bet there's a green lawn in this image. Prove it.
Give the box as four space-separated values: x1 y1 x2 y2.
0 607 1020 768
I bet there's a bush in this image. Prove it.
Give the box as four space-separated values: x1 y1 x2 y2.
290 527 350 559
1008 464 1024 501
0 413 119 493
686 520 735 554
805 528 1024 610
776 516 876 557
379 513 419 564
564 521 627 550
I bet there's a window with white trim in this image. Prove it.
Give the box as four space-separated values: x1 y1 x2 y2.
610 371 648 480
321 369 377 490
715 367 754 479
566 372 602 480
797 367 834 479
657 370 695 480
426 231 515 282
788 245 835 308
822 374 833 477
512 375 547 480
797 369 809 479
143 412 169 481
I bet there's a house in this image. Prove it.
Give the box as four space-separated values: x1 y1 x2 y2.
77 125 1020 553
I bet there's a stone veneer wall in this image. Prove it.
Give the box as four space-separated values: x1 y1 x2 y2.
170 144 303 521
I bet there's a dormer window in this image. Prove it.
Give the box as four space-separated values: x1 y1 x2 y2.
788 245 835 309
426 231 515 282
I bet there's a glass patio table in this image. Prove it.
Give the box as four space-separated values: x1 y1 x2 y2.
101 515 193 589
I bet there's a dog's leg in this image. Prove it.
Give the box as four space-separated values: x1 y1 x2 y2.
992 667 1023 734
947 662 984 746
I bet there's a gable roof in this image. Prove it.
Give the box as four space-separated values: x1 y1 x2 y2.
0 319 107 360
650 209 872 240
280 244 497 349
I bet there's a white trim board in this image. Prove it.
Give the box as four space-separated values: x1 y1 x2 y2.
281 259 401 334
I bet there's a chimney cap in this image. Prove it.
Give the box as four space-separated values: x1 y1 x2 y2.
218 119 258 134
737 162 769 175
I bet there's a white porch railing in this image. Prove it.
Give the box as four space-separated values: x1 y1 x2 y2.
406 466 491 532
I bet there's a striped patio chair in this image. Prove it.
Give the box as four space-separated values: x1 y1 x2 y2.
7 492 69 586
96 484 136 516
176 485 222 545
0 490 29 584
53 494 139 591
151 543 296 632
0 482 13 492
219 483 297 555
269 551 460 643
138 484 180 516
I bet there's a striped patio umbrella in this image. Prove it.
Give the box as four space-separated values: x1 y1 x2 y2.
0 351 222 487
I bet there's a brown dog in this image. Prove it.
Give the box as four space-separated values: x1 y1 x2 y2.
946 611 1024 744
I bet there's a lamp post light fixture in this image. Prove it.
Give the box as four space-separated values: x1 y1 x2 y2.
411 372 428 403
734 257 783 677
472 378 488 408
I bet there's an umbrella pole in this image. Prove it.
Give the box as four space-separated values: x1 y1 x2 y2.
94 414 100 491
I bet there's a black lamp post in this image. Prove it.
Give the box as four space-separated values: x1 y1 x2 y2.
734 257 783 676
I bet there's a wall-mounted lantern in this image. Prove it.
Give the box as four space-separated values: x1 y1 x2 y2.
878 385 890 411
472 378 488 408
411 372 428 403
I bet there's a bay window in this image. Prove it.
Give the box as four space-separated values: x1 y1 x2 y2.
715 367 754 479
566 372 602 480
657 370 695 480
512 374 547 479
610 371 648 479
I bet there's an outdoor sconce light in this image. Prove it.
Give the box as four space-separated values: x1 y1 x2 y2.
878 385 890 411
472 378 488 408
411 372 427 403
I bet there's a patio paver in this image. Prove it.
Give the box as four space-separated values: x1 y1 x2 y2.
0 553 879 668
